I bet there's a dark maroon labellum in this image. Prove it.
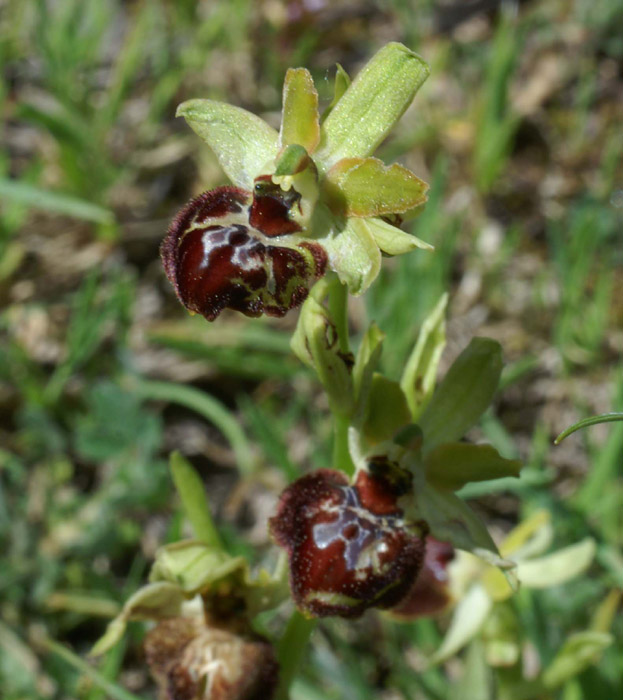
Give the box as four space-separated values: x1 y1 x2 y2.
269 468 426 618
160 182 327 321
389 536 455 620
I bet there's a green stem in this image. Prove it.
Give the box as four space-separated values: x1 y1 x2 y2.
333 410 355 476
327 275 355 475
275 611 317 700
327 274 350 355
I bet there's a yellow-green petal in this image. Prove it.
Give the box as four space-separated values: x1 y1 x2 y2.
364 216 433 255
324 157 428 217
176 99 279 189
321 63 351 122
316 43 430 170
280 67 320 153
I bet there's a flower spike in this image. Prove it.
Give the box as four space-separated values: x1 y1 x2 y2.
165 43 432 320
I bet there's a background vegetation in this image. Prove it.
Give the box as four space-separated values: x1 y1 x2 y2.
1 0 621 698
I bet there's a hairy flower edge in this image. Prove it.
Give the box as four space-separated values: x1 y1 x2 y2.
161 184 327 321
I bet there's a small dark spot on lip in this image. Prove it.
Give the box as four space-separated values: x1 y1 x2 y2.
343 523 359 540
229 228 250 245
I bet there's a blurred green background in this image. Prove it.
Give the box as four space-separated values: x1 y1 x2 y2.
1 0 621 698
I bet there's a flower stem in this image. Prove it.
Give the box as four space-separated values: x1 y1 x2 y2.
333 410 355 476
327 274 349 356
327 274 355 476
275 611 317 700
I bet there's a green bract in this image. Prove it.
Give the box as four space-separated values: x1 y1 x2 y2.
176 42 432 297
298 291 523 568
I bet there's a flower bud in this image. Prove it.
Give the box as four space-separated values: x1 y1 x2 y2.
269 467 426 618
144 616 278 700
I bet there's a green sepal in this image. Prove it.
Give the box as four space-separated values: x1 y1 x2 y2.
176 99 279 189
424 443 522 491
404 465 506 561
363 374 412 444
324 217 381 295
365 216 433 256
321 63 351 122
90 582 184 656
290 289 354 415
419 337 503 454
400 293 447 419
323 157 428 217
316 43 430 170
150 539 287 616
149 540 246 593
280 67 320 153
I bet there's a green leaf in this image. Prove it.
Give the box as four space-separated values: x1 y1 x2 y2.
429 584 493 666
554 412 623 444
363 374 412 444
176 99 279 188
542 631 613 689
0 179 114 224
516 538 596 589
425 443 522 491
365 216 433 256
170 452 223 550
290 293 354 415
133 378 255 476
419 338 503 454
46 638 143 700
90 582 184 656
400 293 447 419
324 217 381 295
316 43 429 170
323 157 428 217
280 68 320 153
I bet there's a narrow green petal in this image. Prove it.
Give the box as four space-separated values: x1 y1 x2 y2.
321 63 351 122
400 292 447 419
176 99 279 188
280 68 320 153
316 43 430 170
324 157 428 217
324 218 381 295
365 217 433 255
